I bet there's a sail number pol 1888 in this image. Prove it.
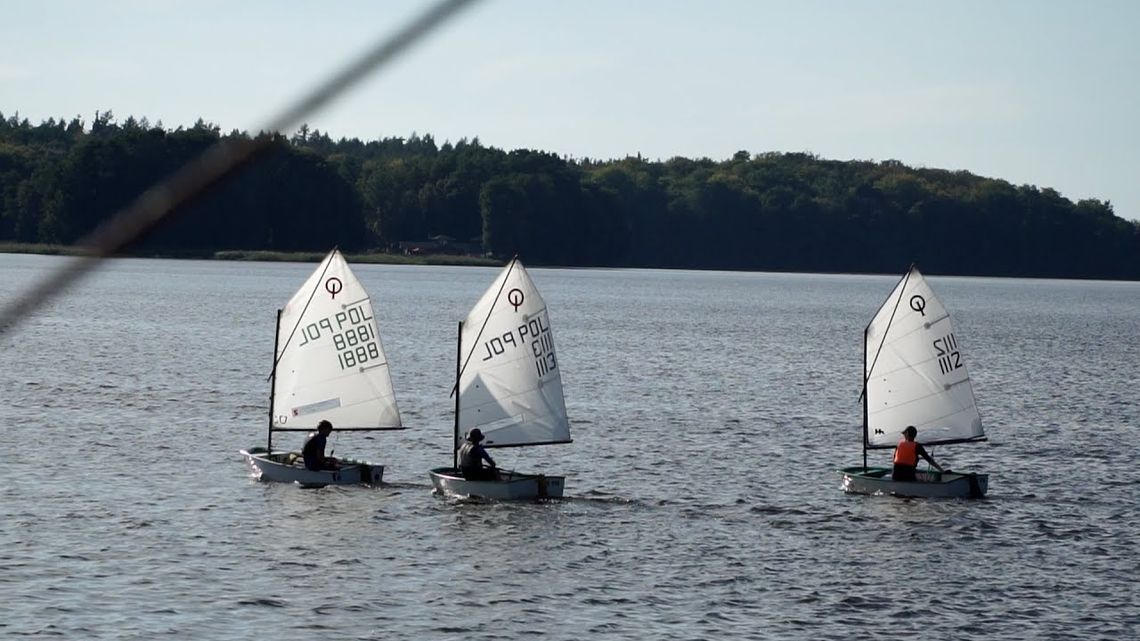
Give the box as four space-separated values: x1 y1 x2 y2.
335 322 381 369
294 302 383 370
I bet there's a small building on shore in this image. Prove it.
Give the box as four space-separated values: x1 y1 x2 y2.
397 235 482 257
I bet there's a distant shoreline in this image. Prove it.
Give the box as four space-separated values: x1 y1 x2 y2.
0 243 502 267
4 243 1139 281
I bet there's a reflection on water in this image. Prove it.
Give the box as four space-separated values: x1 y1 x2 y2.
1 254 1138 640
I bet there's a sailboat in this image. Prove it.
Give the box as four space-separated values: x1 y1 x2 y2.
839 265 990 498
428 258 571 500
241 249 404 488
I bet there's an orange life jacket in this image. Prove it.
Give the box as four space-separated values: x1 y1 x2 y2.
894 440 918 466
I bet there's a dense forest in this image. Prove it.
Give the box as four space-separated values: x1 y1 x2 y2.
2 111 1138 279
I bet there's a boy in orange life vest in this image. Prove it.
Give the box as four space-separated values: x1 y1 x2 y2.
892 425 943 482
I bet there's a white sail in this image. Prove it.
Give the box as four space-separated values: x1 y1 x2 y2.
271 250 401 430
458 259 570 447
863 266 984 448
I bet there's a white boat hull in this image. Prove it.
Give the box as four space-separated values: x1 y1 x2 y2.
241 448 384 488
840 466 988 499
428 467 565 500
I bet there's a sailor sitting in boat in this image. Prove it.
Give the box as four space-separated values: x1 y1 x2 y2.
302 420 340 471
892 425 943 482
458 428 499 481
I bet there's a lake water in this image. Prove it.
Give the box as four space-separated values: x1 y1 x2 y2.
1 253 1137 640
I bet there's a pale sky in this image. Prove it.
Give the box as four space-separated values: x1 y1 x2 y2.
4 0 1139 221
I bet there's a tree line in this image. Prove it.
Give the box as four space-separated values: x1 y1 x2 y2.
2 111 1138 279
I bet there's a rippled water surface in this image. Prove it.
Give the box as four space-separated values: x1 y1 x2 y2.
2 254 1138 640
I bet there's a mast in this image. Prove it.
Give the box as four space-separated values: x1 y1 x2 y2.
453 320 462 470
861 324 868 471
267 309 282 452
862 265 915 467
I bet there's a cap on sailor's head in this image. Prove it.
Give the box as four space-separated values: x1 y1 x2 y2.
467 428 484 442
902 425 918 437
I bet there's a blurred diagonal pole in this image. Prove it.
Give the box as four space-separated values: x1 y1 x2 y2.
0 0 479 344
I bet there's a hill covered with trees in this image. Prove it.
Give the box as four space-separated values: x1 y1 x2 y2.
2 111 1137 279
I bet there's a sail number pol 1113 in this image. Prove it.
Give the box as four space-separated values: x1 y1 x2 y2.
480 312 557 377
